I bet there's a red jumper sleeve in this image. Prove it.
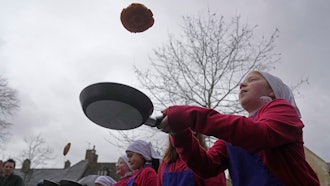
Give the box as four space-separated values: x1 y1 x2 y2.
171 128 228 178
167 99 303 152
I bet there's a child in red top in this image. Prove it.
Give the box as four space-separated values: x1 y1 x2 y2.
157 132 227 186
125 140 161 186
159 71 320 186
113 155 133 186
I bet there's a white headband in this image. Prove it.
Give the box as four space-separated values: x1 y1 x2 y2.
126 140 161 161
120 154 133 171
260 72 301 117
94 176 116 186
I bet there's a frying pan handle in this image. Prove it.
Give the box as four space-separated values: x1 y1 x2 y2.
144 116 165 128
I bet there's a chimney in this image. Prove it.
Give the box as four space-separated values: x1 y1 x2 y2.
85 145 98 163
21 159 31 173
64 160 71 169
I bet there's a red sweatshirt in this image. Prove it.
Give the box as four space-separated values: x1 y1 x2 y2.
113 176 131 186
167 99 320 186
157 156 227 186
124 167 157 186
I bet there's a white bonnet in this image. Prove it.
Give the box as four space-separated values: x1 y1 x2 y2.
260 71 301 117
119 154 133 171
94 176 116 186
126 140 161 161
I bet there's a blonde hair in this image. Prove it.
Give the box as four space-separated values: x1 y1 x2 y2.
163 132 207 163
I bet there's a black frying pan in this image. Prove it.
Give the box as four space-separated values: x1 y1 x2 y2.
79 82 163 130
43 180 60 186
59 180 83 186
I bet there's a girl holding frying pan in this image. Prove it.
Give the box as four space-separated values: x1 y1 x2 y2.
158 71 319 186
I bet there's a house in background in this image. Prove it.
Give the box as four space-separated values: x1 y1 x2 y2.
304 146 330 186
15 146 118 186
15 145 330 186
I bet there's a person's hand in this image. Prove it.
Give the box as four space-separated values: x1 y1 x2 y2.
157 115 172 133
156 108 172 133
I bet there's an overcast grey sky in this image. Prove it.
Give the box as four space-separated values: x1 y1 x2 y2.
1 0 329 168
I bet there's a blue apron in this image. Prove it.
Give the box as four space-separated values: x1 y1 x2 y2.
226 142 284 186
127 170 141 186
162 163 195 186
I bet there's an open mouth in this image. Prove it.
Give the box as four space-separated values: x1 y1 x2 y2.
240 90 247 94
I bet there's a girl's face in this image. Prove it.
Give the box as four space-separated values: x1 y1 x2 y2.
239 71 274 115
115 157 131 177
126 151 145 170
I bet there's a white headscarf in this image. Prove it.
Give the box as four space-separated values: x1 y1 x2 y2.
126 140 161 161
94 176 116 186
260 71 301 117
120 154 133 171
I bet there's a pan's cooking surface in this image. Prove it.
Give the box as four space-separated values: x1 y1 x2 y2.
85 100 143 130
80 82 154 130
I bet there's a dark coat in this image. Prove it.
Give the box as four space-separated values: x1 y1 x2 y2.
0 174 24 186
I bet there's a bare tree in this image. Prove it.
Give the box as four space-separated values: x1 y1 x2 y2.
107 12 281 150
135 13 280 113
0 76 19 145
133 12 282 146
106 127 168 155
16 134 56 168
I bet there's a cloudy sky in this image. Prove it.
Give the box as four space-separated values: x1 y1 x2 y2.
1 0 329 168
